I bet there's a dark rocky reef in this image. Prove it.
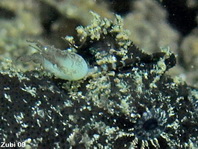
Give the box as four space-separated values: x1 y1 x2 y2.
0 13 197 149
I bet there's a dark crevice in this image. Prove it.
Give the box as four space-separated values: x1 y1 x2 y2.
160 0 197 36
0 7 16 19
107 0 132 16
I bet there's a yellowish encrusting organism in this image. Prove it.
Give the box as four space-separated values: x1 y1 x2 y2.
19 41 90 81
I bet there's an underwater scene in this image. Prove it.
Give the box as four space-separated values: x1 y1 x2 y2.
0 0 197 148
